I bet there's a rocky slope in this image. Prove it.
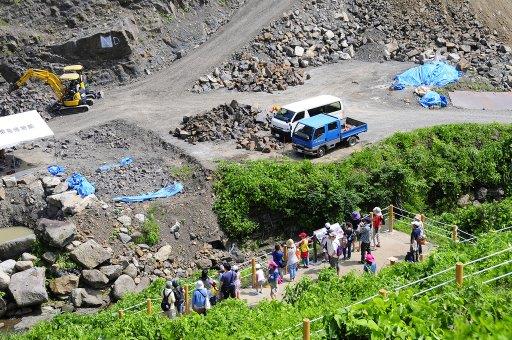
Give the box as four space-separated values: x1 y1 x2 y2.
0 0 245 117
193 0 512 93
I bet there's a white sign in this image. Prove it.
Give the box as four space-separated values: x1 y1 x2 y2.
100 35 113 48
0 110 54 149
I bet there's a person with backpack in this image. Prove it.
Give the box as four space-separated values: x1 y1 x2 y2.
272 244 285 278
325 232 341 275
363 253 377 274
298 232 310 268
358 216 372 264
286 239 299 281
342 222 354 260
192 280 211 315
411 220 425 262
161 280 177 318
255 263 266 294
372 207 385 248
220 263 236 299
171 279 184 315
351 211 362 251
268 260 280 299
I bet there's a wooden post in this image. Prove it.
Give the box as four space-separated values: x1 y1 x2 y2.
303 318 311 340
388 205 394 232
452 225 458 242
455 262 464 287
378 288 388 299
184 285 190 314
118 309 125 319
419 254 424 262
146 298 153 314
251 258 257 288
313 239 318 263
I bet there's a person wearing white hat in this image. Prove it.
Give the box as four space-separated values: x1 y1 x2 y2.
255 263 265 294
192 280 210 315
372 207 384 248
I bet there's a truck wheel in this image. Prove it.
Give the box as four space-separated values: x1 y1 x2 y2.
317 147 326 157
347 136 358 147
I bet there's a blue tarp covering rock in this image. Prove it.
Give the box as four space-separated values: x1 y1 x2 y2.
48 165 65 176
392 62 462 90
67 173 95 197
113 182 183 203
419 91 448 108
97 156 134 173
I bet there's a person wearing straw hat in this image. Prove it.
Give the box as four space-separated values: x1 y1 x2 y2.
161 280 177 318
325 232 341 275
267 260 280 299
298 232 310 268
255 263 266 294
286 238 299 281
372 207 384 248
192 280 210 315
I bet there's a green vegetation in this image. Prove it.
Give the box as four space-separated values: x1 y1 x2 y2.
159 11 174 23
139 205 161 246
214 124 512 239
14 232 512 339
436 77 505 96
169 163 194 180
54 253 77 271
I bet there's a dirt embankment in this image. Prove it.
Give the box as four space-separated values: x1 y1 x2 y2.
469 0 512 45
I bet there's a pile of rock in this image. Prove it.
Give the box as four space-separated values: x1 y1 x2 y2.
193 0 359 92
193 0 512 93
173 100 284 152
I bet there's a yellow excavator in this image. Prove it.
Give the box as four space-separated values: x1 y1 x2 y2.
62 64 103 100
9 68 92 114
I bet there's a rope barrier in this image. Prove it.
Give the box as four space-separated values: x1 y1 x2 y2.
412 279 454 297
464 246 512 265
464 258 512 279
483 270 512 284
494 226 512 233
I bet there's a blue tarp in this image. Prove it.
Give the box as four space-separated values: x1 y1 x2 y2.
48 165 65 176
113 182 183 203
419 91 448 108
67 172 95 197
392 62 462 90
97 156 134 173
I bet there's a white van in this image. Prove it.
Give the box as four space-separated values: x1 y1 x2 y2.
271 95 344 137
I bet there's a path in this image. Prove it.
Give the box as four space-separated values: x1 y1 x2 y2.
240 229 435 306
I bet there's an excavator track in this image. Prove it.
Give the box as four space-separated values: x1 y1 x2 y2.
59 105 89 115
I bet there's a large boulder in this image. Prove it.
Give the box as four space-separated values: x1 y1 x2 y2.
50 16 138 62
0 230 36 261
0 259 16 274
0 270 10 290
35 219 77 248
81 269 109 289
70 240 111 269
99 265 123 282
111 274 136 301
47 191 96 215
49 274 79 296
0 297 6 318
154 245 172 262
8 267 48 307
15 260 34 272
70 288 104 308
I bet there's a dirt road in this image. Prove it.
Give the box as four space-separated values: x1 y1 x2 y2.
47 0 512 169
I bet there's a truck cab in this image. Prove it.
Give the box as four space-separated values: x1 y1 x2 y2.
292 114 368 157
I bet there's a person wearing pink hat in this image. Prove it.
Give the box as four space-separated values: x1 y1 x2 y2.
363 253 377 274
267 260 280 299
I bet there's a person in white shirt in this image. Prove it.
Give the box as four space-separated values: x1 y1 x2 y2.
286 239 299 281
255 263 265 294
326 232 340 275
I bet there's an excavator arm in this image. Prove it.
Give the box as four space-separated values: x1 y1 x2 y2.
10 69 66 101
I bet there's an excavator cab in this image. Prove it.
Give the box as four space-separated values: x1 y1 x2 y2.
62 64 102 99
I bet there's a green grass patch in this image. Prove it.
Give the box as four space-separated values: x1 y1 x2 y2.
139 204 161 246
169 164 194 181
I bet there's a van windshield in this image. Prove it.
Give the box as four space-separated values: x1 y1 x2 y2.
274 109 295 123
294 123 314 141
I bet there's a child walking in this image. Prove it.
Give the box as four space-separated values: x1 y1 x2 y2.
298 232 310 268
255 263 265 294
268 260 280 299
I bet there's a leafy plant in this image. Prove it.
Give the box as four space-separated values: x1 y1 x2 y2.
169 164 194 180
139 204 161 246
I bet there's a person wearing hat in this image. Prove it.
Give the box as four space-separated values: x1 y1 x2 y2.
325 232 341 275
161 280 177 318
171 279 184 315
255 263 266 294
372 207 384 248
267 260 280 299
411 220 425 262
298 232 310 268
192 280 210 315
286 239 299 281
358 216 372 264
363 253 377 274
321 223 332 262
220 263 236 299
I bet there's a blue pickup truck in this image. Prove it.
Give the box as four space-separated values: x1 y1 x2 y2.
292 114 368 157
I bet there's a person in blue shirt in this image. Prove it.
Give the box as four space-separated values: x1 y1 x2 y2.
363 253 377 274
192 280 210 315
272 244 285 278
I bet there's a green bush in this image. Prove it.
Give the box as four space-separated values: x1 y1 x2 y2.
214 124 512 239
140 205 161 246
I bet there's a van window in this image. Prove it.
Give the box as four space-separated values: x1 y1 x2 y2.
314 127 325 139
308 106 323 116
292 111 305 122
327 122 338 131
323 102 342 114
275 109 296 123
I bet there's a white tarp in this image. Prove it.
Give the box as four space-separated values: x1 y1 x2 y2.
0 110 54 149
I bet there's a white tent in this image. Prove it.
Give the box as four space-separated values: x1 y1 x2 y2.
0 110 54 149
